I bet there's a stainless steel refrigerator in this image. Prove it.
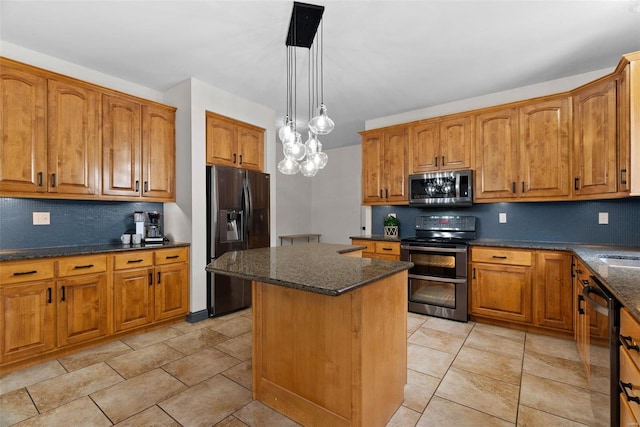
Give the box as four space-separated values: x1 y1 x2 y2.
206 166 270 317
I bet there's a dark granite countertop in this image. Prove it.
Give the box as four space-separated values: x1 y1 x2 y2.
0 242 190 262
471 239 640 321
349 234 401 242
206 243 412 296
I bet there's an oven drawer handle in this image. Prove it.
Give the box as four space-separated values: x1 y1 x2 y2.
408 274 467 284
621 335 640 352
620 381 640 405
401 245 467 253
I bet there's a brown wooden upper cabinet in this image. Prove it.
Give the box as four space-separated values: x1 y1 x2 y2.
0 57 177 202
410 113 472 173
102 95 175 201
206 111 264 172
572 77 618 197
0 60 99 197
474 96 570 201
361 126 409 205
0 61 48 194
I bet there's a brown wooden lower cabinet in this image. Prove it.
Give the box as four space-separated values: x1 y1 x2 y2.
350 238 401 261
252 270 407 427
470 247 574 335
114 267 154 331
0 279 57 364
0 246 189 374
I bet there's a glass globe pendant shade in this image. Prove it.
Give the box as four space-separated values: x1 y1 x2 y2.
312 151 328 169
300 158 319 177
278 157 301 175
283 134 306 161
308 104 335 135
278 120 296 144
304 131 320 156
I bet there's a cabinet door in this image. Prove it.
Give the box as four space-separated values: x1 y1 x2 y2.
439 114 472 170
410 121 439 173
474 108 518 200
0 281 56 363
206 114 238 167
154 263 189 321
470 263 532 323
383 127 408 203
534 251 573 331
102 94 142 197
142 104 175 200
0 61 47 194
47 78 98 195
114 267 154 331
57 273 108 346
361 131 384 203
618 64 630 193
519 98 570 198
237 126 264 171
573 78 617 195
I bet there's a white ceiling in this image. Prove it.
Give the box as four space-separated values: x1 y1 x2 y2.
2 1 639 149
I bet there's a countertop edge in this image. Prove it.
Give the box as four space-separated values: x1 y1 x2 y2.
0 242 191 261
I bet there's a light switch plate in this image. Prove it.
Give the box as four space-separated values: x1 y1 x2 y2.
33 212 50 225
499 213 507 224
598 212 609 225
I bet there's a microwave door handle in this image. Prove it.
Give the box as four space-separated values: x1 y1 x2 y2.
455 173 461 198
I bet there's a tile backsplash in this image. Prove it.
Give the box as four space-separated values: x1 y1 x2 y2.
0 198 163 250
372 197 640 247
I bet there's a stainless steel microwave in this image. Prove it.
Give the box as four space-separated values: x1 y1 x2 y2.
408 170 473 207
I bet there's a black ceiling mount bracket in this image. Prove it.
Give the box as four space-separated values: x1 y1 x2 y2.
285 2 324 48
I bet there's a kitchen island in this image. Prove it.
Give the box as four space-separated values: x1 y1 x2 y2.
206 243 413 427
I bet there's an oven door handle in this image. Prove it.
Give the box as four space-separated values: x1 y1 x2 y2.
408 274 467 284
401 245 467 253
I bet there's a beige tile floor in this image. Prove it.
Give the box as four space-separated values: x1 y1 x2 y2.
0 309 608 427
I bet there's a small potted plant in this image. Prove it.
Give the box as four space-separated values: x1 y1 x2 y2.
383 215 399 237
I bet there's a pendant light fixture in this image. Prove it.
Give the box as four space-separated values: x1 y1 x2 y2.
278 2 333 177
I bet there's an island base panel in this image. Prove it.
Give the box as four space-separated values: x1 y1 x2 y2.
252 271 407 427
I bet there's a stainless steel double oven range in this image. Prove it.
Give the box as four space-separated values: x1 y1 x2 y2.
401 216 476 322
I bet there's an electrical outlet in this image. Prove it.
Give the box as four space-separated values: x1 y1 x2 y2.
33 212 50 225
598 212 609 225
499 213 507 224
388 213 396 218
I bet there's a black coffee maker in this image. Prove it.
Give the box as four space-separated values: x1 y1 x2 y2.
145 211 164 243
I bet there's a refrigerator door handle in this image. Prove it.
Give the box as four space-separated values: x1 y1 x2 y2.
244 177 253 231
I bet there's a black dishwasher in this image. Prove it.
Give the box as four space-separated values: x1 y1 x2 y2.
583 275 619 427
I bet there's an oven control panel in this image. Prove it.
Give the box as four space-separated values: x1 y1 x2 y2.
415 216 476 232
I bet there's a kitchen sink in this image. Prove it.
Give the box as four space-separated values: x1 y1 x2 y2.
598 255 640 268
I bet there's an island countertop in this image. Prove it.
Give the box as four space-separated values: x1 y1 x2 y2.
206 243 413 296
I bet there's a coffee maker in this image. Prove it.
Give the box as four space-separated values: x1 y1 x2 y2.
145 211 164 243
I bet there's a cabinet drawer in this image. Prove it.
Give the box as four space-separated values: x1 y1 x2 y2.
58 255 107 277
155 248 188 265
375 241 400 256
114 251 154 270
621 307 640 371
351 239 375 254
621 390 640 427
620 345 640 421
0 259 55 284
471 247 532 266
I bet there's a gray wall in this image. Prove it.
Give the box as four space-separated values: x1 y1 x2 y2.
372 198 640 246
0 198 163 250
